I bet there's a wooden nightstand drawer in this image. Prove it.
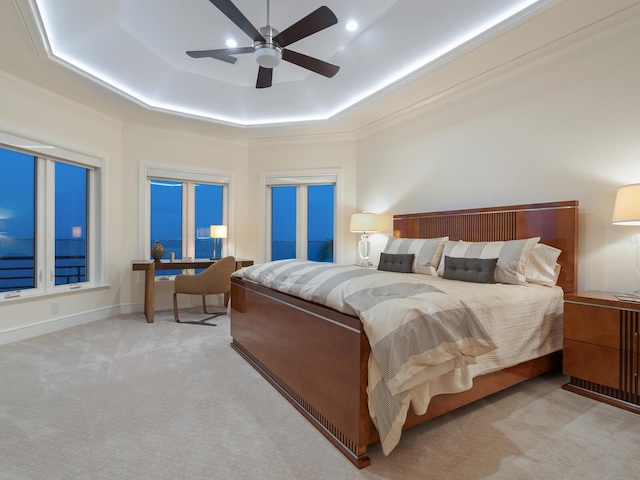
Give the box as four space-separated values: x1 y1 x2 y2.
563 338 619 389
564 302 619 349
563 291 640 413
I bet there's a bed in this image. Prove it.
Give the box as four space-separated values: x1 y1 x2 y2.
229 200 579 468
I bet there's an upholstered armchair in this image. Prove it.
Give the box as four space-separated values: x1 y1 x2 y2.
172 256 236 326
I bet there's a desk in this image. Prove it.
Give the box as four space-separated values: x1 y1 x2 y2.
132 258 253 323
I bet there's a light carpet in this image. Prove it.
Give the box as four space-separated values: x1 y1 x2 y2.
1 310 639 480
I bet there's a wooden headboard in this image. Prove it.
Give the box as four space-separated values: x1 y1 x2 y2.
393 200 579 293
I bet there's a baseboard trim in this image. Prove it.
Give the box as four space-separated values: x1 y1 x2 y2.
0 304 123 346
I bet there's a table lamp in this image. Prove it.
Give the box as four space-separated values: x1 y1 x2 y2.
612 183 640 299
350 212 379 266
210 224 227 259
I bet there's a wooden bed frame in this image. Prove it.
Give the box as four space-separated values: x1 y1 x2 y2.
229 200 579 468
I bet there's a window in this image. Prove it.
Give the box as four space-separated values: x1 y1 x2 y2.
143 166 229 276
264 171 337 262
55 162 88 285
0 133 103 298
308 184 335 262
271 186 297 260
0 149 35 293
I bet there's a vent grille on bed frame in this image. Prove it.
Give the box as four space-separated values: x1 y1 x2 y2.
278 377 359 454
236 343 360 456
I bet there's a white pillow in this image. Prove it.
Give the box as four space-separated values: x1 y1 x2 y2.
436 237 540 285
525 243 562 286
383 237 448 276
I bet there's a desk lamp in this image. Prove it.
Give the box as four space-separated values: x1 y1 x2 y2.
210 225 227 259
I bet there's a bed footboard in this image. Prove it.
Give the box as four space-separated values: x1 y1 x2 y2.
230 278 374 468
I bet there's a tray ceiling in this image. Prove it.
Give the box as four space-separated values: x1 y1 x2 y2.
23 0 553 127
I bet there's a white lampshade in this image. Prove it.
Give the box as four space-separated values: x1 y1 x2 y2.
210 225 228 238
612 184 640 225
350 213 379 233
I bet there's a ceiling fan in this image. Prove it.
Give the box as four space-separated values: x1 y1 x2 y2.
186 0 340 89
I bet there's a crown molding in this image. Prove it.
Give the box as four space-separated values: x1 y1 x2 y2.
0 67 123 128
354 1 640 141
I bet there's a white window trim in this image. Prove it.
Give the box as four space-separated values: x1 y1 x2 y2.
0 130 106 301
139 162 234 262
260 168 342 263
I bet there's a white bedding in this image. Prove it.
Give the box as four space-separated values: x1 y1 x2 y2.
381 274 563 407
232 261 564 455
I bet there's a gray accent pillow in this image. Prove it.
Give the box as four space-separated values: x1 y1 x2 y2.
436 237 540 285
383 236 448 275
378 253 415 273
443 256 498 284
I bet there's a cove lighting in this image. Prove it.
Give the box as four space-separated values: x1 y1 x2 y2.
31 0 551 127
326 0 546 121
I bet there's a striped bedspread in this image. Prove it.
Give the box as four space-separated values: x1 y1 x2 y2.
232 260 497 455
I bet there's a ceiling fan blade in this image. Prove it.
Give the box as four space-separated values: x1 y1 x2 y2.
209 0 265 42
186 47 254 64
256 67 273 89
282 49 339 78
273 6 338 47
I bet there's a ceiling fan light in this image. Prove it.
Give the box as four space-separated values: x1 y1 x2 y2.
255 45 282 68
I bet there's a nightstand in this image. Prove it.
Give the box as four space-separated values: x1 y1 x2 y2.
563 291 639 413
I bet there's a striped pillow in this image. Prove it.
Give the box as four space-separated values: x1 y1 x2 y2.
383 237 448 276
436 237 540 285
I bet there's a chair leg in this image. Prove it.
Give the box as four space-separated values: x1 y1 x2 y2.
174 293 224 326
173 293 179 322
176 312 224 326
202 295 226 316
202 295 208 313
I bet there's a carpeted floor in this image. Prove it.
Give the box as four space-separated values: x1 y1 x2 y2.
1 310 639 480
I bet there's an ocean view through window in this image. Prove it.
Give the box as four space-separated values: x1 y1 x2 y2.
267 173 335 263
0 138 103 296
55 162 88 285
0 149 36 292
148 175 224 276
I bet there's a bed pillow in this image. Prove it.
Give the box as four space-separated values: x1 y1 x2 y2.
377 253 415 273
525 243 562 286
383 236 448 276
442 256 498 284
436 237 540 285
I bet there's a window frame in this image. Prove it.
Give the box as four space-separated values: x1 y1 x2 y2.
0 131 105 301
261 169 341 263
139 163 233 266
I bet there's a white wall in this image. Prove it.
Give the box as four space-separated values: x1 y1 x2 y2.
0 86 252 338
247 137 358 265
2 13 639 343
356 18 640 293
121 124 250 311
0 72 124 342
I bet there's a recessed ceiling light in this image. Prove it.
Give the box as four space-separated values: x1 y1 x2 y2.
345 20 358 32
225 38 237 48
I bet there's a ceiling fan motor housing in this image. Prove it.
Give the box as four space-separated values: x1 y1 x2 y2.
254 26 282 68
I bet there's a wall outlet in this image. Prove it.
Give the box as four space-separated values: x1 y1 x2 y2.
51 302 59 314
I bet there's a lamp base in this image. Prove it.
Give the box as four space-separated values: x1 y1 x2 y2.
357 234 371 267
356 261 374 268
